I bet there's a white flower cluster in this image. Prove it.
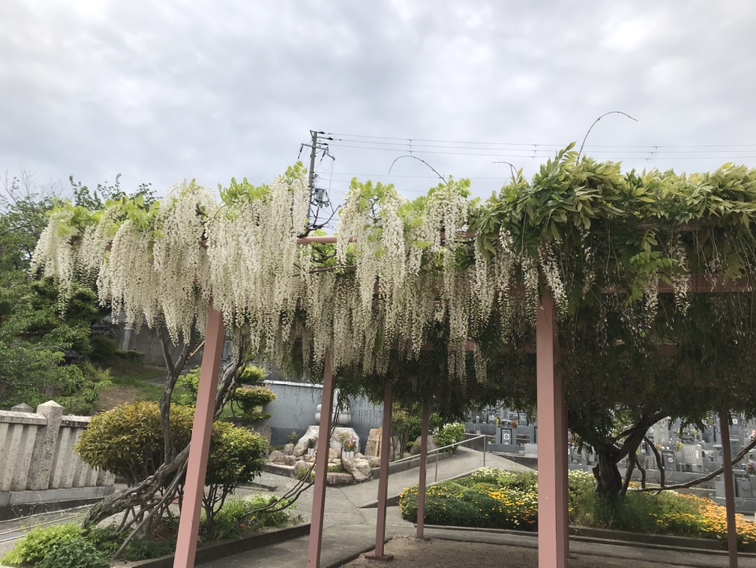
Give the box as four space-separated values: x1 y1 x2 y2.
31 210 76 311
667 235 690 314
208 172 310 354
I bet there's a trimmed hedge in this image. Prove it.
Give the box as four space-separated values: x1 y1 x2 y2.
399 468 756 548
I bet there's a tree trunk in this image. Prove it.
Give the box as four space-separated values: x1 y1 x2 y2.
592 448 623 498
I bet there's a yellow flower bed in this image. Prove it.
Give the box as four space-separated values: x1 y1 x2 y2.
659 494 756 546
399 468 756 550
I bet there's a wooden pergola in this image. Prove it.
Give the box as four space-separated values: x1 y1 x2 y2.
172 236 745 568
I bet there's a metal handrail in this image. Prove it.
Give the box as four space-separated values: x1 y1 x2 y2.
389 433 495 482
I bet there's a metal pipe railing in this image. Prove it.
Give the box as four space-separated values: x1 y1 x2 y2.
389 433 495 482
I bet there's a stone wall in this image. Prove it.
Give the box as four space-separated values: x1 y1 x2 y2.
0 401 115 515
263 380 384 451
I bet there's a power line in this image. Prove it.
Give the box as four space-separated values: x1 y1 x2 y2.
326 131 756 151
327 143 756 162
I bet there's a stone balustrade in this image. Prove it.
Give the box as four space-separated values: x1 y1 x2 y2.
0 401 114 516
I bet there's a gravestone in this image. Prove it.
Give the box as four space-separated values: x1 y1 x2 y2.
661 450 677 472
682 444 704 473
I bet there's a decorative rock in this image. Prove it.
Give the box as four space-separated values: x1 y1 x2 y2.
305 454 316 463
294 460 310 478
368 457 381 468
328 448 340 460
355 452 364 459
411 435 438 455
297 425 360 452
392 436 403 459
284 455 297 466
268 450 286 465
365 428 381 457
283 443 295 455
293 442 307 457
342 457 372 483
326 472 355 486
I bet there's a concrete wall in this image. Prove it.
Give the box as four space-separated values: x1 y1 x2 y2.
263 380 384 451
114 321 204 367
0 401 115 512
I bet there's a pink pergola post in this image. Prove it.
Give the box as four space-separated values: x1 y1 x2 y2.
416 401 430 539
307 352 336 568
536 289 569 568
174 304 226 568
366 380 394 561
719 411 739 568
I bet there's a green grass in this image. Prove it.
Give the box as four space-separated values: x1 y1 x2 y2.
95 357 165 410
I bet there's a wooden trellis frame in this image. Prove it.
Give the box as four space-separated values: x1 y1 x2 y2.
173 233 745 568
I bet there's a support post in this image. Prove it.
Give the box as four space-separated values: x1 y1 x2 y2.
366 380 394 561
536 289 569 568
416 401 430 539
719 411 739 568
307 353 336 568
483 434 487 467
174 304 225 568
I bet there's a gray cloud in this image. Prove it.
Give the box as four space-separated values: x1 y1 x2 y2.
1 1 755 200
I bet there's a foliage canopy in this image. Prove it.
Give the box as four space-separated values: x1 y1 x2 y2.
30 150 756 430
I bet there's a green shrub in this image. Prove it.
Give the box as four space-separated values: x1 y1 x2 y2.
399 479 538 531
175 369 201 406
434 422 465 453
75 401 194 485
2 524 84 566
399 468 756 549
296 465 315 482
232 386 276 422
202 496 300 542
468 467 538 491
75 401 268 520
238 365 266 384
113 348 145 363
123 538 176 561
37 537 109 568
56 362 111 415
84 525 124 555
176 365 269 411
89 335 116 362
203 422 268 519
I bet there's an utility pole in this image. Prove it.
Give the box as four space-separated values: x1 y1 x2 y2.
299 129 333 206
308 130 319 195
298 129 335 236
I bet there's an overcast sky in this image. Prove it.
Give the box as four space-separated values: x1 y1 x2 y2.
2 1 755 204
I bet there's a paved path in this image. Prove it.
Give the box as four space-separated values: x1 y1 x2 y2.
3 448 753 567
205 447 525 567
212 448 756 568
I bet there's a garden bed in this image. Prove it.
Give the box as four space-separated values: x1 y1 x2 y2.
1 495 303 567
121 523 310 567
398 468 756 552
